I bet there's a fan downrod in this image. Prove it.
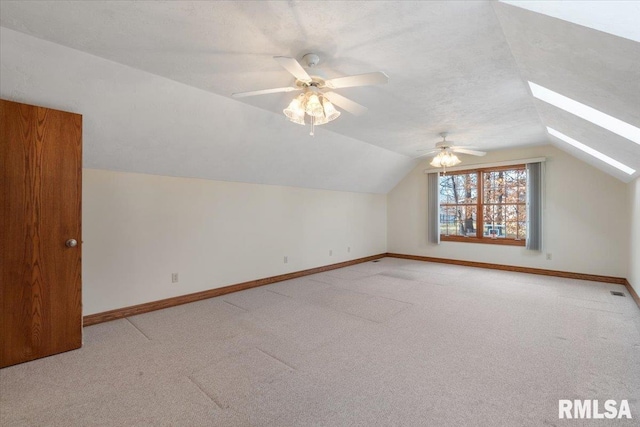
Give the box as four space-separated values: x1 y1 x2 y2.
436 132 452 149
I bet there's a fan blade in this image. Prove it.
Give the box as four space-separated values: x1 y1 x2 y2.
416 149 440 157
324 72 389 89
322 91 368 116
273 56 312 83
232 87 301 98
452 147 487 156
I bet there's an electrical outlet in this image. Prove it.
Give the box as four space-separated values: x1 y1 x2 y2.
546 253 552 261
347 246 351 253
171 273 179 283
329 249 333 256
284 256 288 264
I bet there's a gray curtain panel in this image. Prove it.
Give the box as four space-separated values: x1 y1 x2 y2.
526 162 543 251
428 172 440 245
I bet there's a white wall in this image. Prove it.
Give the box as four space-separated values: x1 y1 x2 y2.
387 145 629 277
629 177 640 293
0 27 391 316
83 169 387 315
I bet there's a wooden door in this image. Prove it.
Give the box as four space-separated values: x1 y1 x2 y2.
1 99 82 368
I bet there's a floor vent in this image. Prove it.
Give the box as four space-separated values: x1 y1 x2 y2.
372 260 380 263
610 291 625 297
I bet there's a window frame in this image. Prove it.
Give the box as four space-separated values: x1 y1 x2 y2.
439 164 527 247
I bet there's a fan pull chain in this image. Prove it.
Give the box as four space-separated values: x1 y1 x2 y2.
310 116 315 136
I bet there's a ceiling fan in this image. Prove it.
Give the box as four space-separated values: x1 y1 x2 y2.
418 132 487 170
232 53 388 135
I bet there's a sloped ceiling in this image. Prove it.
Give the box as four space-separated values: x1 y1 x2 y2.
495 1 640 182
1 1 638 191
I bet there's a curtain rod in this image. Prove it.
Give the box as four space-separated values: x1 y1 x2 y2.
423 157 546 174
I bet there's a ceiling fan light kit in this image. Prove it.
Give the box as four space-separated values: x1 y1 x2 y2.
232 53 388 136
420 132 487 172
430 151 462 168
283 88 341 136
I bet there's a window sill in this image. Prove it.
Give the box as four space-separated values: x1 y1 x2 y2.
440 236 526 247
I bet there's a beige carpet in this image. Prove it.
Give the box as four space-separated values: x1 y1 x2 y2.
2 257 639 426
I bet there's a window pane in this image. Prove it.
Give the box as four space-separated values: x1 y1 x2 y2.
483 171 504 204
505 222 518 239
440 206 457 235
518 221 527 240
484 169 526 205
505 205 520 222
440 205 476 236
484 206 526 238
483 204 505 237
506 169 527 203
439 173 477 204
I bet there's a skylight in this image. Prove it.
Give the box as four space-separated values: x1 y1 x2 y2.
529 82 640 146
500 1 640 42
547 127 635 175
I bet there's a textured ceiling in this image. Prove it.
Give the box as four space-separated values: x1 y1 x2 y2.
494 2 640 182
1 1 638 188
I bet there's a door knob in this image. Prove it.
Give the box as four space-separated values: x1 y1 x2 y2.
65 239 78 248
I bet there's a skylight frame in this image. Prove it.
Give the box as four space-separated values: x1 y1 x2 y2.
547 127 635 175
529 82 640 146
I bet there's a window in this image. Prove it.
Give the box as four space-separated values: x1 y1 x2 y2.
439 165 527 246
